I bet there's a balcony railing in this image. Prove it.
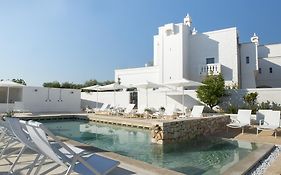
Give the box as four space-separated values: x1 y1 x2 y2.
199 63 221 76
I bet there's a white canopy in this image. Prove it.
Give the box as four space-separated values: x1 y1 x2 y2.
82 85 101 91
165 79 203 115
0 81 25 87
97 83 128 107
165 79 203 88
134 81 166 89
134 81 167 107
0 81 25 112
82 85 102 108
98 83 127 91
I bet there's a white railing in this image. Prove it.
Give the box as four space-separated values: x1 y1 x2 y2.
199 63 221 75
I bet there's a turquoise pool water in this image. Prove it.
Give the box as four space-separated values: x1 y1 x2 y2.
43 120 258 175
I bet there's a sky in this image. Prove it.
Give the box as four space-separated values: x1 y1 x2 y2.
0 0 281 86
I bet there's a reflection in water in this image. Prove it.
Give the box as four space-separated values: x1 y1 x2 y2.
43 120 258 175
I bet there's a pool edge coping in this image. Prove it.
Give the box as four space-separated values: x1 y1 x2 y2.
222 143 275 175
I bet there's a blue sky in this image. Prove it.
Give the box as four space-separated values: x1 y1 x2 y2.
0 0 281 86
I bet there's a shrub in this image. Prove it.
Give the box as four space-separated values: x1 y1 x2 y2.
258 101 271 110
226 104 238 114
196 73 225 109
243 92 258 107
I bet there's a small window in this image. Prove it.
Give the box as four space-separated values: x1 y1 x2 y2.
206 57 215 64
259 68 262 74
246 56 250 64
269 67 273 73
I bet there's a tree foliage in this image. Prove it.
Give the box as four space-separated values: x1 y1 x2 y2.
243 92 258 107
12 79 26 85
43 81 61 88
196 73 225 109
42 79 115 89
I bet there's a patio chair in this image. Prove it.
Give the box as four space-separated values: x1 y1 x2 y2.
227 109 251 134
25 120 120 175
120 104 135 117
255 110 272 125
190 105 205 117
97 103 109 112
85 106 95 113
256 110 280 138
135 105 146 116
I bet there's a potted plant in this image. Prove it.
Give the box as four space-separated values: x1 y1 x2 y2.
4 111 14 117
159 106 165 115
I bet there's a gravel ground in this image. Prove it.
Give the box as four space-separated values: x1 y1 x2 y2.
247 145 281 175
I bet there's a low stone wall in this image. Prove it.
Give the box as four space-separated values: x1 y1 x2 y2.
152 115 230 144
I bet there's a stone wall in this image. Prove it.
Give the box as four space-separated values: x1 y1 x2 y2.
152 115 230 144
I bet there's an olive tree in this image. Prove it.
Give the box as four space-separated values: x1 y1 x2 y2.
196 73 225 109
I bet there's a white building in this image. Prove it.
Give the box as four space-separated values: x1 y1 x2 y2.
115 14 281 89
0 81 81 113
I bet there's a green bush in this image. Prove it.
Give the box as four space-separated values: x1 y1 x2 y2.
226 104 238 114
258 101 271 110
196 73 225 109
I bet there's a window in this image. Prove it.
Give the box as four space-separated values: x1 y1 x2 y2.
246 56 250 64
206 57 215 64
269 67 273 73
259 68 262 74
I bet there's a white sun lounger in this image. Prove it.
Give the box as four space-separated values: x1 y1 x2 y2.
5 117 42 174
97 103 109 112
256 110 280 138
190 105 205 117
227 109 251 134
121 104 135 116
0 118 22 161
25 120 120 175
178 105 204 118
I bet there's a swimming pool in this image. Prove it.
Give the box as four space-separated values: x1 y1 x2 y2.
43 120 259 175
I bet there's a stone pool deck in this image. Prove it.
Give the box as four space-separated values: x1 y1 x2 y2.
221 126 281 175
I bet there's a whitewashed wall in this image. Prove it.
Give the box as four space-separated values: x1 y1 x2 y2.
220 88 281 110
137 89 201 111
240 43 257 88
189 28 239 86
115 66 159 85
81 91 131 109
81 88 281 112
21 87 81 113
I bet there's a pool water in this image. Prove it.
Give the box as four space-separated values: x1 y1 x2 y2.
43 120 258 175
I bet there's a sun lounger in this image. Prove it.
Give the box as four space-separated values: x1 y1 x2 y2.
256 110 280 138
0 118 22 161
133 105 146 118
85 106 95 113
25 120 120 175
190 105 205 117
5 117 42 174
120 104 135 117
227 109 251 134
178 105 204 118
